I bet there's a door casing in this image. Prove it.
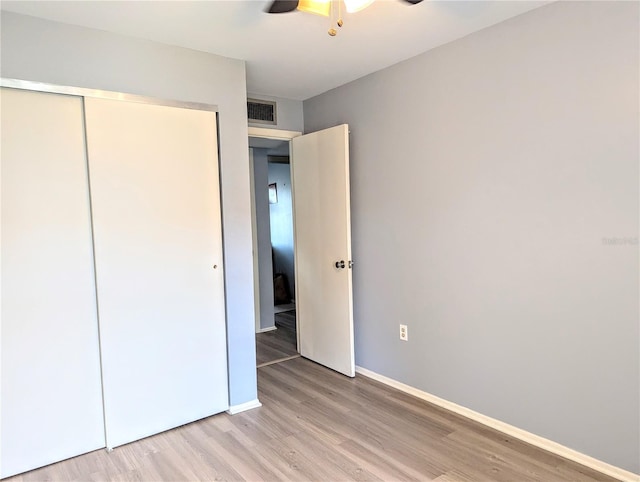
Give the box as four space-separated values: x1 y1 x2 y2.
248 127 301 348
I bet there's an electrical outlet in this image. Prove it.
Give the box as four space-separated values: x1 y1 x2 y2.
399 324 408 341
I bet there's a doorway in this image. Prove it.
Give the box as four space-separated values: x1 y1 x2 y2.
250 124 355 377
249 130 300 368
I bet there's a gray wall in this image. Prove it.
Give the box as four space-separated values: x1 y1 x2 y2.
304 1 639 473
252 148 275 330
1 12 258 406
268 162 295 300
248 93 304 132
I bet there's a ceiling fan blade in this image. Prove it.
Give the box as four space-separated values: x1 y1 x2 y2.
266 0 300 13
402 0 423 4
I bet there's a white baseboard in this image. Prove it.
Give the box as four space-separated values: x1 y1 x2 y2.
355 366 639 482
256 326 277 333
226 399 262 415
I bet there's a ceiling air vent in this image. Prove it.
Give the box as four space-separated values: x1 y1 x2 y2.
247 98 277 125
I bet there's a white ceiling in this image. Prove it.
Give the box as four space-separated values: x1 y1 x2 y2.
1 0 547 100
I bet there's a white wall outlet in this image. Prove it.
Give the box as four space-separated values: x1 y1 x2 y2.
399 324 408 341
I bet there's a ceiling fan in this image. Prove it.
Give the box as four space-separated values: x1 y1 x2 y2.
266 0 423 36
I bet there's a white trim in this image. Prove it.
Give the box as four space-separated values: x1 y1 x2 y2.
355 366 639 482
249 148 262 335
256 326 277 333
226 399 262 415
248 126 301 140
1 78 218 112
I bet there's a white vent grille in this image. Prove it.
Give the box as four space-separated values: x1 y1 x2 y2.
247 99 276 125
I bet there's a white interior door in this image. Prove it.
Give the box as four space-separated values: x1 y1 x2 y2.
1 88 106 477
84 98 228 448
291 124 354 377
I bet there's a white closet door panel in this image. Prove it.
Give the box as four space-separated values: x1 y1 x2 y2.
84 98 228 448
0 88 106 478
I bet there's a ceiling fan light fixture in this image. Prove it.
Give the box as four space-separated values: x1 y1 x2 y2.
297 0 331 17
343 0 375 13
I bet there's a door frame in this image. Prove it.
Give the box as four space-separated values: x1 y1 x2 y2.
1 78 218 112
248 147 261 334
248 127 301 344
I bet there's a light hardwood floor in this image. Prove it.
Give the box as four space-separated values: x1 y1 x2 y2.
4 357 620 482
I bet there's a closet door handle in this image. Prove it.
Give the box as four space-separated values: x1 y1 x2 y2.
335 260 345 269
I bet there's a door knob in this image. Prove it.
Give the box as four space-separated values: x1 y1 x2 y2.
335 260 345 269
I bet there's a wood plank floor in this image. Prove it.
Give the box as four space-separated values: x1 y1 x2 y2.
4 357 620 482
256 327 297 366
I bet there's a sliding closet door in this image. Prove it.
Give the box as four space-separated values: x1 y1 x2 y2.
84 98 228 448
0 88 106 478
